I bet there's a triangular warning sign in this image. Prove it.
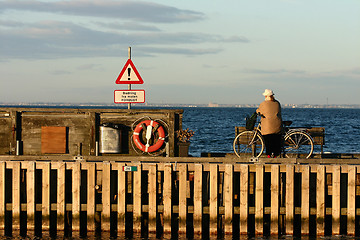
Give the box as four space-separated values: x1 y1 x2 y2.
115 59 144 84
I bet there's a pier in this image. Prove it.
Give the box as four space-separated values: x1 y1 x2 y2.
0 157 360 238
0 107 359 238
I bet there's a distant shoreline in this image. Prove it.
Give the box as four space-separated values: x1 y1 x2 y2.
1 102 360 109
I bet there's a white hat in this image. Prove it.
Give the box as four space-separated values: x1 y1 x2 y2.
262 89 274 97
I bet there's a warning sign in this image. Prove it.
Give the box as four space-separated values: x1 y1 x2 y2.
114 90 145 103
115 59 144 84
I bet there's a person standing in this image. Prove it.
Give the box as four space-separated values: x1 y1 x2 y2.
256 89 283 158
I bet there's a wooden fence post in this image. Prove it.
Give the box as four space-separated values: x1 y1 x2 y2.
11 162 21 231
178 163 187 234
24 161 36 233
148 164 157 235
332 165 341 235
301 165 310 235
255 164 264 235
115 163 126 235
163 163 172 234
0 162 5 234
224 164 233 235
84 162 96 233
239 164 248 235
285 164 294 235
56 162 66 234
38 162 51 233
347 165 356 236
193 164 203 236
133 163 142 233
316 165 326 236
209 164 218 235
102 162 111 232
270 165 279 235
71 162 81 232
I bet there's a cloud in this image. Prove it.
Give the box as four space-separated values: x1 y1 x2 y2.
94 21 161 32
0 1 250 59
223 35 249 43
242 68 306 75
0 19 25 27
138 47 222 56
77 64 102 70
0 0 205 23
0 20 239 58
50 70 72 75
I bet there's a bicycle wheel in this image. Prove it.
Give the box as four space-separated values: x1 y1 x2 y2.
284 131 314 158
233 131 265 158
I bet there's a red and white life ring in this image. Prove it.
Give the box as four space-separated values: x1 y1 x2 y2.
132 120 165 153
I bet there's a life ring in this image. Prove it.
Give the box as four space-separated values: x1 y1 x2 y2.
132 120 165 153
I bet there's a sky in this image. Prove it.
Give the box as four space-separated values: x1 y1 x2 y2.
1 0 359 105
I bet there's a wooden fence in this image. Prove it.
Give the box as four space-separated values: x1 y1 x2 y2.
0 160 359 238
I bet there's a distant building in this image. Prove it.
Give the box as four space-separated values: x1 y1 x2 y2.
208 102 219 107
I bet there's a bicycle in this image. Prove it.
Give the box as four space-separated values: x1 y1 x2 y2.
233 117 314 159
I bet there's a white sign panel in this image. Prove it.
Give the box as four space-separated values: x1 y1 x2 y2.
114 90 145 103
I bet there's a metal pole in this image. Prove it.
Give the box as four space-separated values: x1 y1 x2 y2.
128 47 131 110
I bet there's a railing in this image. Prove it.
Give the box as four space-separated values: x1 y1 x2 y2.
0 160 359 238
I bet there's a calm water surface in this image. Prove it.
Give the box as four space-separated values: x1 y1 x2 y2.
182 107 360 157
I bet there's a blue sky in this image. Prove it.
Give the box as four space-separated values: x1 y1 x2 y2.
1 0 359 105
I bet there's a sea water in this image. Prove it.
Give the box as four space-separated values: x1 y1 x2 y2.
181 107 360 157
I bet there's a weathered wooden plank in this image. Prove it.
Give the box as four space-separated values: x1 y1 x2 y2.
316 165 325 236
255 164 264 235
38 162 51 232
9 111 17 156
89 112 96 156
270 165 279 235
43 162 51 231
114 163 126 235
71 162 81 232
285 165 294 235
301 165 310 235
224 164 233 235
101 162 111 232
178 163 187 234
347 165 356 236
23 161 36 232
133 163 142 233
148 164 157 234
0 162 4 233
209 164 218 235
11 162 21 231
55 162 66 232
163 163 172 234
193 164 203 236
82 162 96 232
0 114 12 155
239 164 248 235
332 165 341 235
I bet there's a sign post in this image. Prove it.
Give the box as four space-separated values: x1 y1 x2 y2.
115 47 145 108
127 47 131 109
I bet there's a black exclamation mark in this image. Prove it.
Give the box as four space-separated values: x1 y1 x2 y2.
127 68 131 80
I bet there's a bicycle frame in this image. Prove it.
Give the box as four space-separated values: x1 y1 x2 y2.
233 119 314 158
